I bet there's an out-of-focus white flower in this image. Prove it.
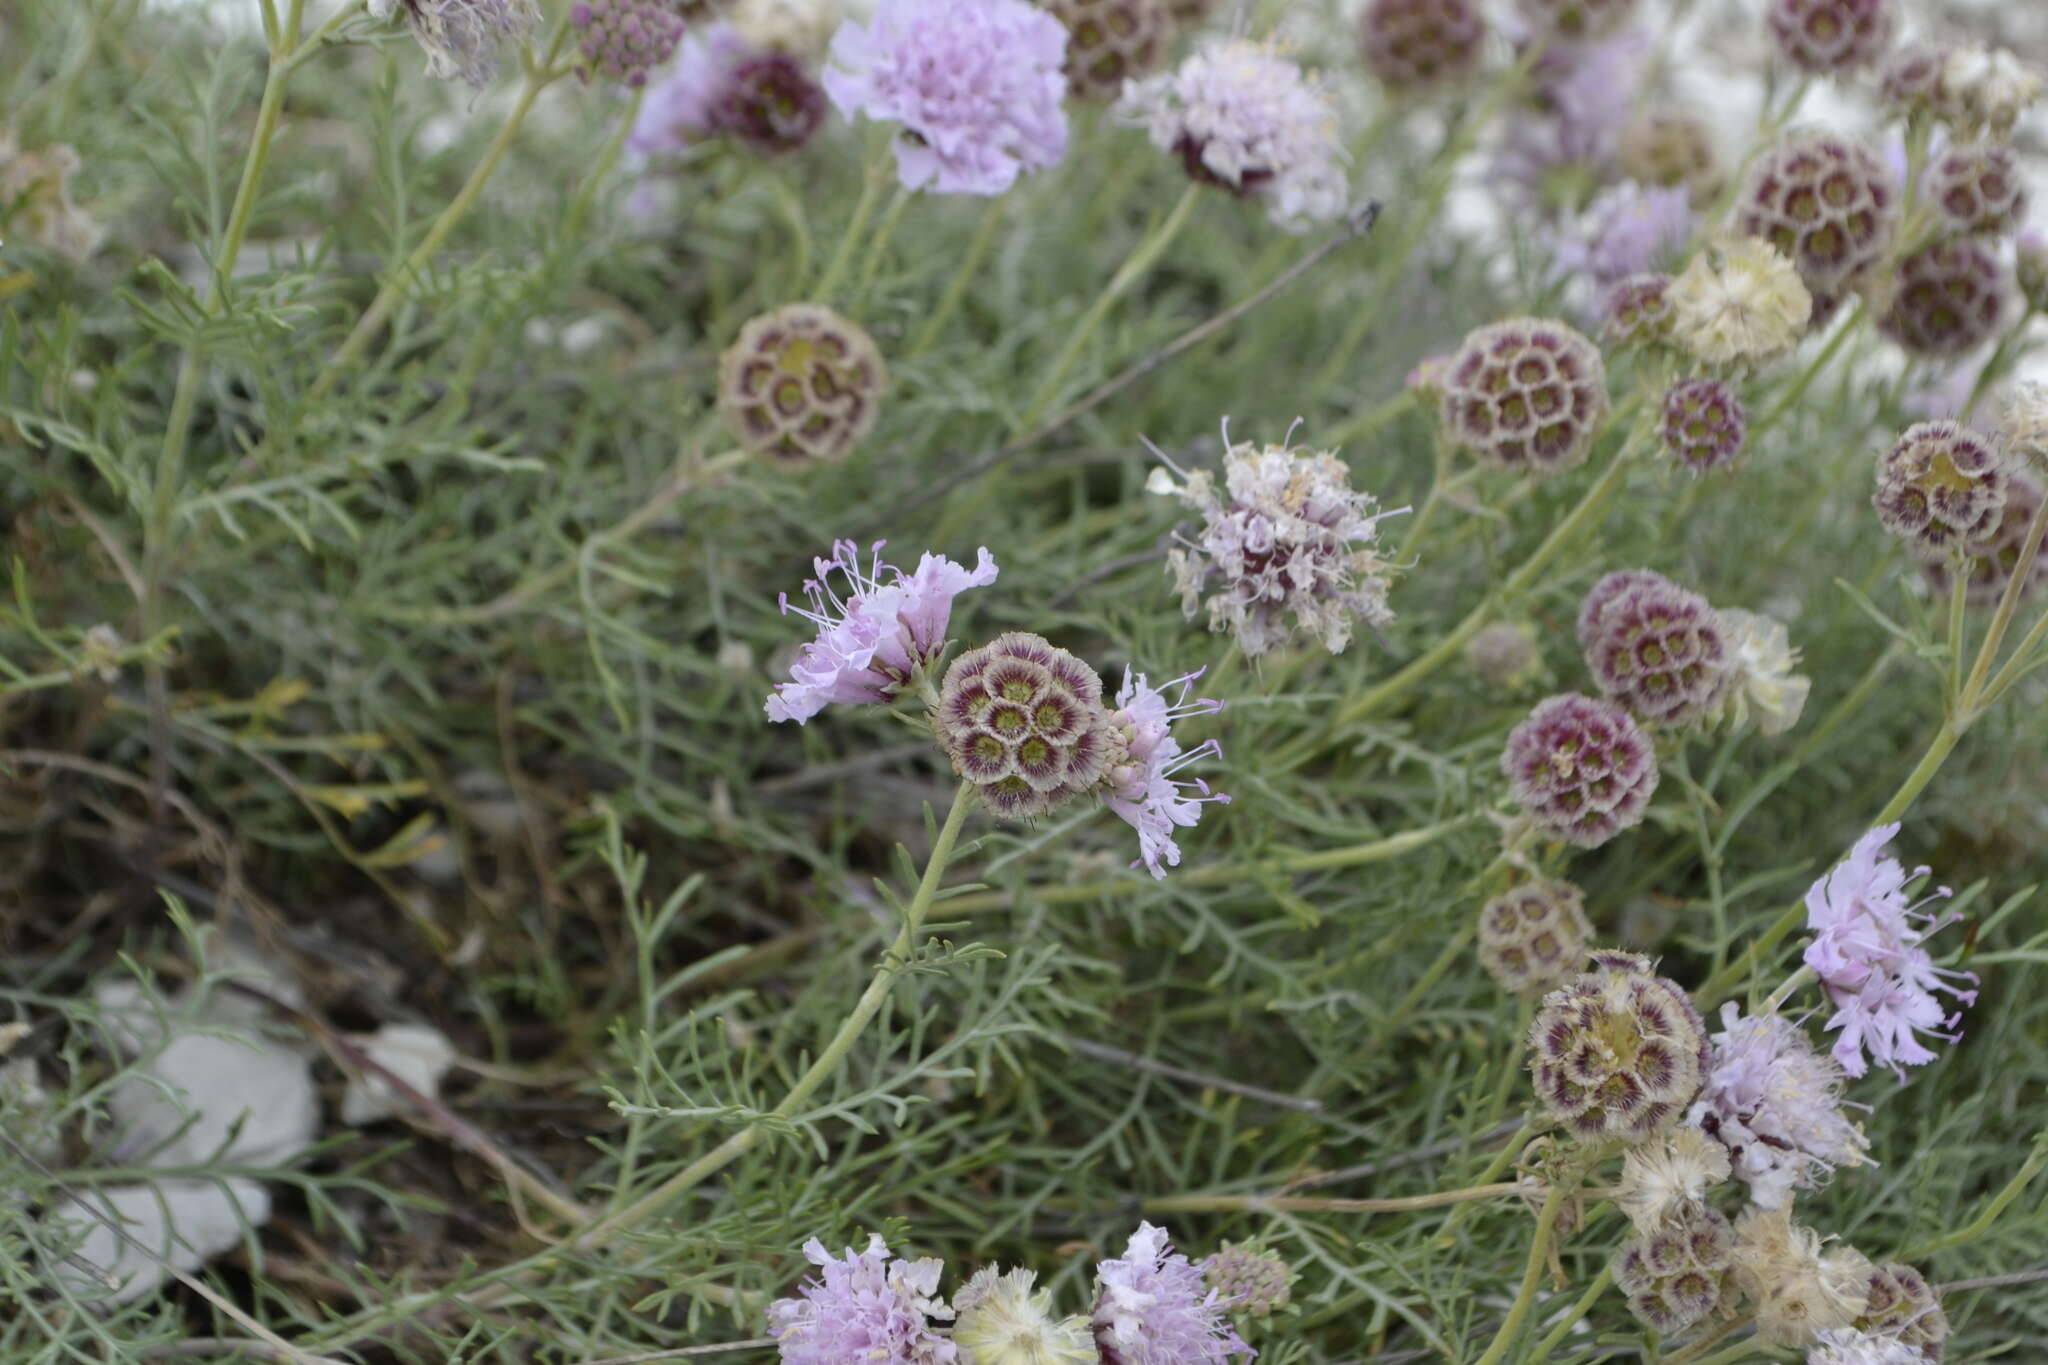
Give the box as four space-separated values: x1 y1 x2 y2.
1716 608 1811 736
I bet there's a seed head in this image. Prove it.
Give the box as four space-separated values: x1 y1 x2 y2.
571 0 686 87
1465 620 1545 692
1045 0 1172 101
1440 317 1611 475
1736 133 1898 309
1879 240 2011 359
1924 474 2048 609
1668 236 1813 366
718 50 831 153
1478 879 1594 997
1614 1201 1737 1335
1613 1127 1730 1235
1660 377 1748 475
1357 0 1487 96
1811 1330 1928 1365
1578 569 1735 728
718 304 889 467
1512 0 1635 43
1202 1242 1294 1318
1766 0 1893 74
1602 274 1675 347
1936 45 2044 138
1880 43 1949 117
1925 142 2028 238
1501 693 1660 848
1998 383 2048 474
1732 1206 1873 1349
1619 109 1723 205
1527 950 1710 1141
935 634 1111 820
1872 420 2008 560
1855 1263 1949 1361
953 1266 1096 1365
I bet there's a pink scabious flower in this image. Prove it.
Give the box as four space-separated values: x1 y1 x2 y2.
1103 669 1229 879
1092 1223 1255 1365
633 27 828 156
1802 825 1977 1081
767 1234 957 1365
631 26 753 152
1492 28 1648 215
766 541 998 724
1551 180 1695 291
1686 1004 1869 1209
1117 38 1349 233
822 0 1070 195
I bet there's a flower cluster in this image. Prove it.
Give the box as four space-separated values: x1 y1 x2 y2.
1732 1206 1873 1348
1119 38 1349 232
1803 825 1977 1080
1155 428 1401 659
1685 1004 1869 1208
1094 1223 1256 1364
1668 236 1813 366
1553 181 1696 292
1202 1242 1293 1318
571 0 686 88
824 0 1070 195
1527 950 1710 1141
1716 609 1812 736
1101 668 1230 878
955 1267 1095 1365
767 1235 957 1365
632 27 828 156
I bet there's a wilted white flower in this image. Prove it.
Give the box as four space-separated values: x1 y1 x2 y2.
1668 236 1813 367
953 1266 1095 1365
1717 608 1812 736
1613 1126 1730 1235
1732 1206 1872 1349
1938 45 2044 136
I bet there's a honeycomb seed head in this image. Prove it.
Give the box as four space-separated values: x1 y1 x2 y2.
1358 0 1486 95
1736 132 1898 304
1465 620 1545 692
1925 141 2029 238
1855 1263 1950 1361
1878 240 2011 359
1579 569 1736 727
1527 950 1710 1141
1873 420 2009 559
1619 109 1724 205
718 303 889 467
1478 879 1594 996
1502 693 1660 848
1602 274 1676 347
1440 317 1611 475
1045 0 1174 101
935 633 1111 820
1922 473 2048 608
1766 0 1893 74
1614 1202 1738 1335
1512 0 1635 43
1660 377 1748 474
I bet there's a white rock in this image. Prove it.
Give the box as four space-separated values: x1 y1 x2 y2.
109 1031 320 1169
44 1178 271 1305
341 1024 458 1125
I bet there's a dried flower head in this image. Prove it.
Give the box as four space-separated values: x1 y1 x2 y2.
1501 693 1660 848
1513 0 1635 42
1736 133 1898 310
1357 0 1487 96
1613 1126 1730 1235
1872 420 2008 560
0 137 104 263
1810 1329 1928 1365
1603 274 1675 347
1578 569 1735 727
824 0 1070 195
1119 38 1349 233
1619 109 1723 205
1766 0 1893 74
2017 230 2048 312
1879 240 2011 359
1731 1206 1872 1349
572 0 686 87
1091 1223 1254 1365
1660 377 1748 475
1155 427 1400 659
369 0 539 87
1045 0 1173 101
767 541 999 724
1668 236 1813 367
718 303 888 466
953 1266 1097 1365
767 1234 958 1365
935 633 1111 820
1716 608 1812 736
1527 950 1710 1140
1686 1004 1868 1208
1102 668 1229 879
1925 474 2048 607
1465 620 1545 691
1439 317 1611 475
1478 879 1594 997
1614 1201 1737 1335
1805 825 1978 1081
1855 1263 1950 1361
1936 45 2044 138
1925 142 2028 238
1202 1242 1294 1318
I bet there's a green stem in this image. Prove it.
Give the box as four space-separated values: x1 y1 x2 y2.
1325 424 1643 734
563 781 978 1252
1526 1264 1613 1360
1140 1183 1519 1216
1472 1183 1568 1365
1748 300 1864 442
852 185 914 301
811 154 888 305
1438 1118 1535 1240
908 197 1006 357
1013 183 1201 438
308 19 570 402
938 815 1471 914
1371 922 1475 1049
1960 488 2048 711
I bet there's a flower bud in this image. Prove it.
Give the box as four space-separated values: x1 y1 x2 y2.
572 0 686 87
1203 1242 1294 1318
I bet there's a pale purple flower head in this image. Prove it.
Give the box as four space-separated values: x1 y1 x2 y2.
823 0 1070 195
1552 180 1695 291
1808 1328 1926 1365
767 1234 958 1365
766 541 999 724
1802 825 1977 1081
1092 1223 1254 1365
1685 1004 1869 1209
1103 669 1229 878
1117 38 1349 233
1493 28 1648 213
634 27 828 156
